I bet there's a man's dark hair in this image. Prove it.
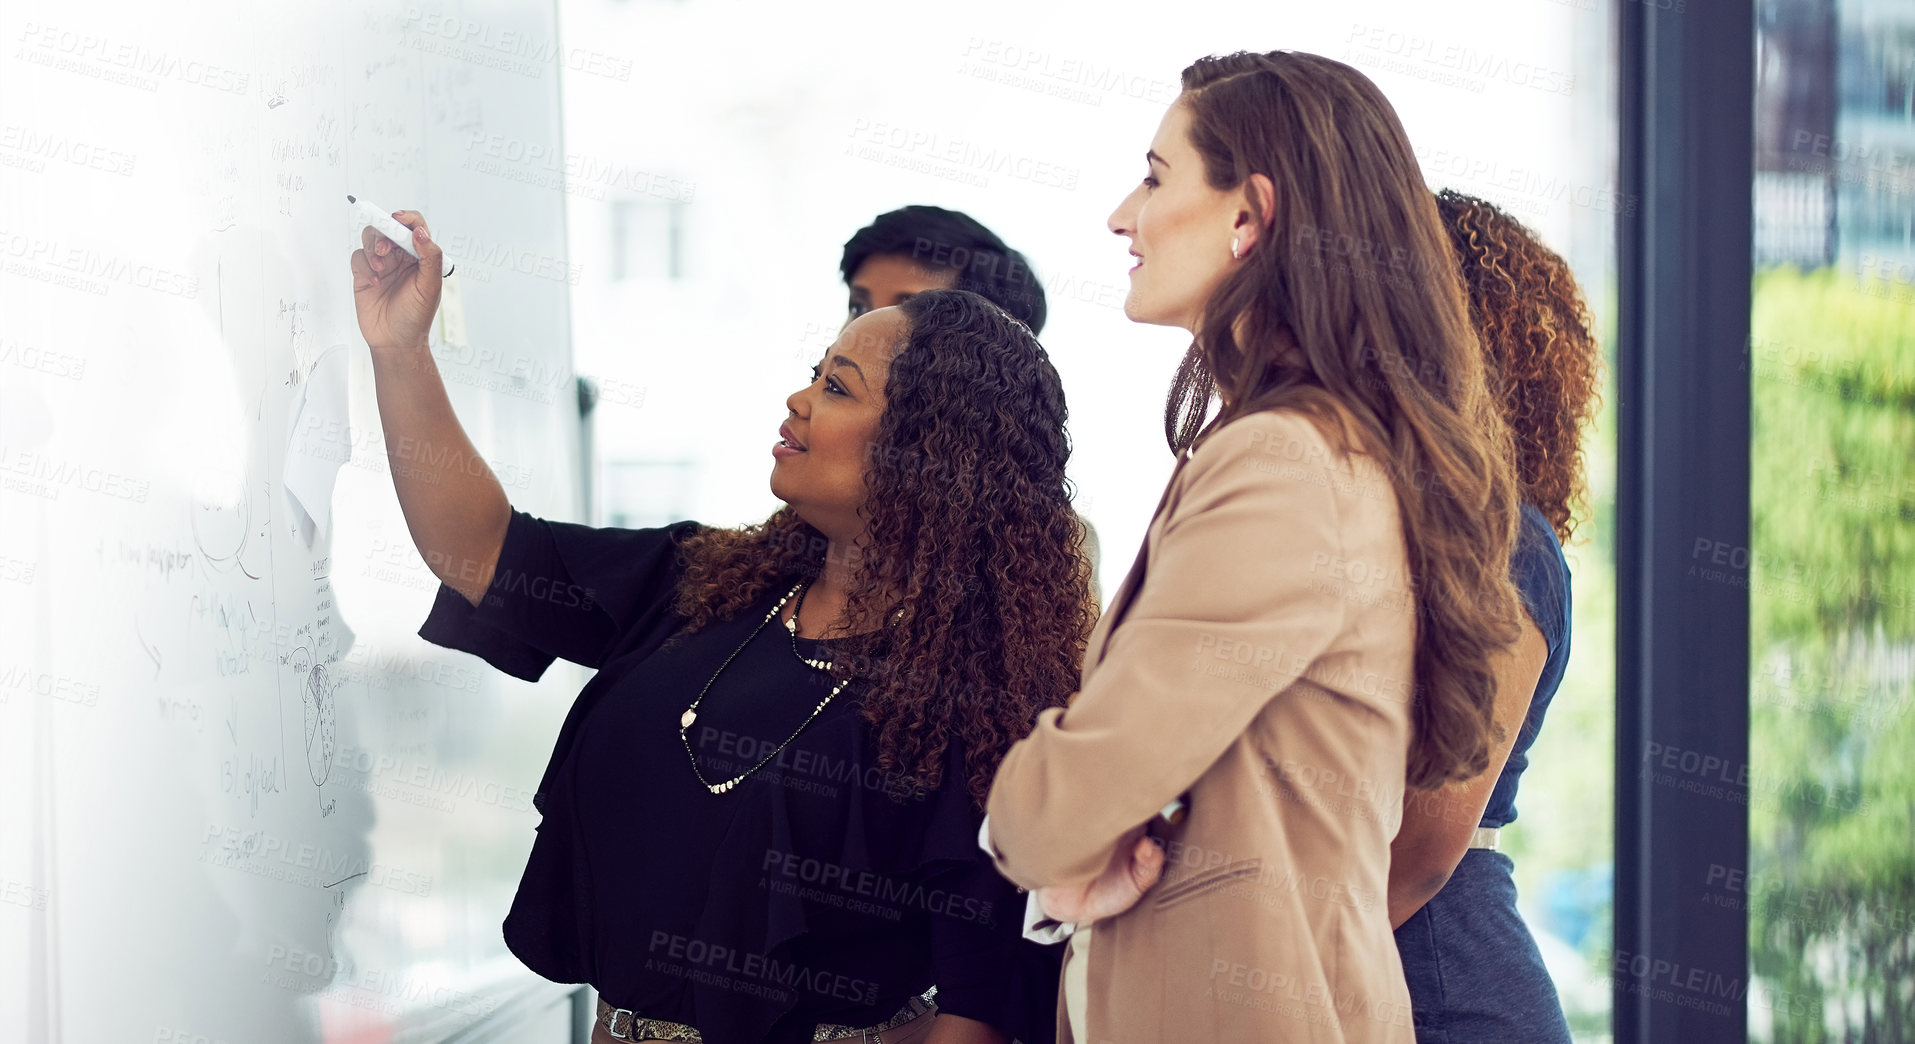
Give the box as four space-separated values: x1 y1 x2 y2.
839 205 1048 334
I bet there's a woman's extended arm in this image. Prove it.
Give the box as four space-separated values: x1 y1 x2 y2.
1385 618 1548 928
349 211 509 606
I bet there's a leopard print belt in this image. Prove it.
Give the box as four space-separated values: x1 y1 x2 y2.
596 985 938 1042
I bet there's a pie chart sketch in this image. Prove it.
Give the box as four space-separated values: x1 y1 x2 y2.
303 661 337 786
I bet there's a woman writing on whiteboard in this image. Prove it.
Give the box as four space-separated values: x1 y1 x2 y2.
349 214 1083 1044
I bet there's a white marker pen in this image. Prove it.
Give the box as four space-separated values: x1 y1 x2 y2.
348 195 453 276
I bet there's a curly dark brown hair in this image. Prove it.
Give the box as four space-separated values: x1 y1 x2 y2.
1435 190 1604 544
669 289 1094 808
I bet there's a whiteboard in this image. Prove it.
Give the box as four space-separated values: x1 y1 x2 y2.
0 1 590 1041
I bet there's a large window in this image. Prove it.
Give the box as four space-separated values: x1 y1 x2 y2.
1751 1 1915 1038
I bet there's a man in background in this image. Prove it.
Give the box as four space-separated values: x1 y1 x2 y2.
839 205 1048 334
838 206 1097 606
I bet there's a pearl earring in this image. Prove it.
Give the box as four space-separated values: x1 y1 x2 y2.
1230 238 1241 260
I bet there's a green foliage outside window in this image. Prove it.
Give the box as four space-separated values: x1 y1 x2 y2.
1748 266 1915 1043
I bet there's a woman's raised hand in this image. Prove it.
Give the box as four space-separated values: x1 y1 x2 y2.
350 210 444 351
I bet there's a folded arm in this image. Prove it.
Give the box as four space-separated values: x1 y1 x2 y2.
985 414 1353 890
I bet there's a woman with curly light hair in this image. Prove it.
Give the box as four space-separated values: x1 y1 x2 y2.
352 210 1085 1044
1386 189 1604 1043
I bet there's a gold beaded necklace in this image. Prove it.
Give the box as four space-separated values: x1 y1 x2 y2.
678 580 849 795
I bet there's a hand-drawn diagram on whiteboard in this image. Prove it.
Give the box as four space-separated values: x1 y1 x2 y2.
8 1 585 1038
190 471 268 582
283 570 345 818
284 343 353 546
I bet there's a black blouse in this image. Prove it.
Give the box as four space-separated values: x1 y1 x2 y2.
418 509 1059 1044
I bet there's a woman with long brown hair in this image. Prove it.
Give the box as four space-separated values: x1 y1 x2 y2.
1385 189 1603 1042
982 51 1525 1042
350 213 1087 1044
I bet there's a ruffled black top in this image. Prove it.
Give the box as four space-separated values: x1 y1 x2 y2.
418 509 1059 1044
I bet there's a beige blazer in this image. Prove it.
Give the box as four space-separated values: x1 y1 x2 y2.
986 408 1418 1043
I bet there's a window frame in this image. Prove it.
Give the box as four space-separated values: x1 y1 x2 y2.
1613 2 1755 1040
